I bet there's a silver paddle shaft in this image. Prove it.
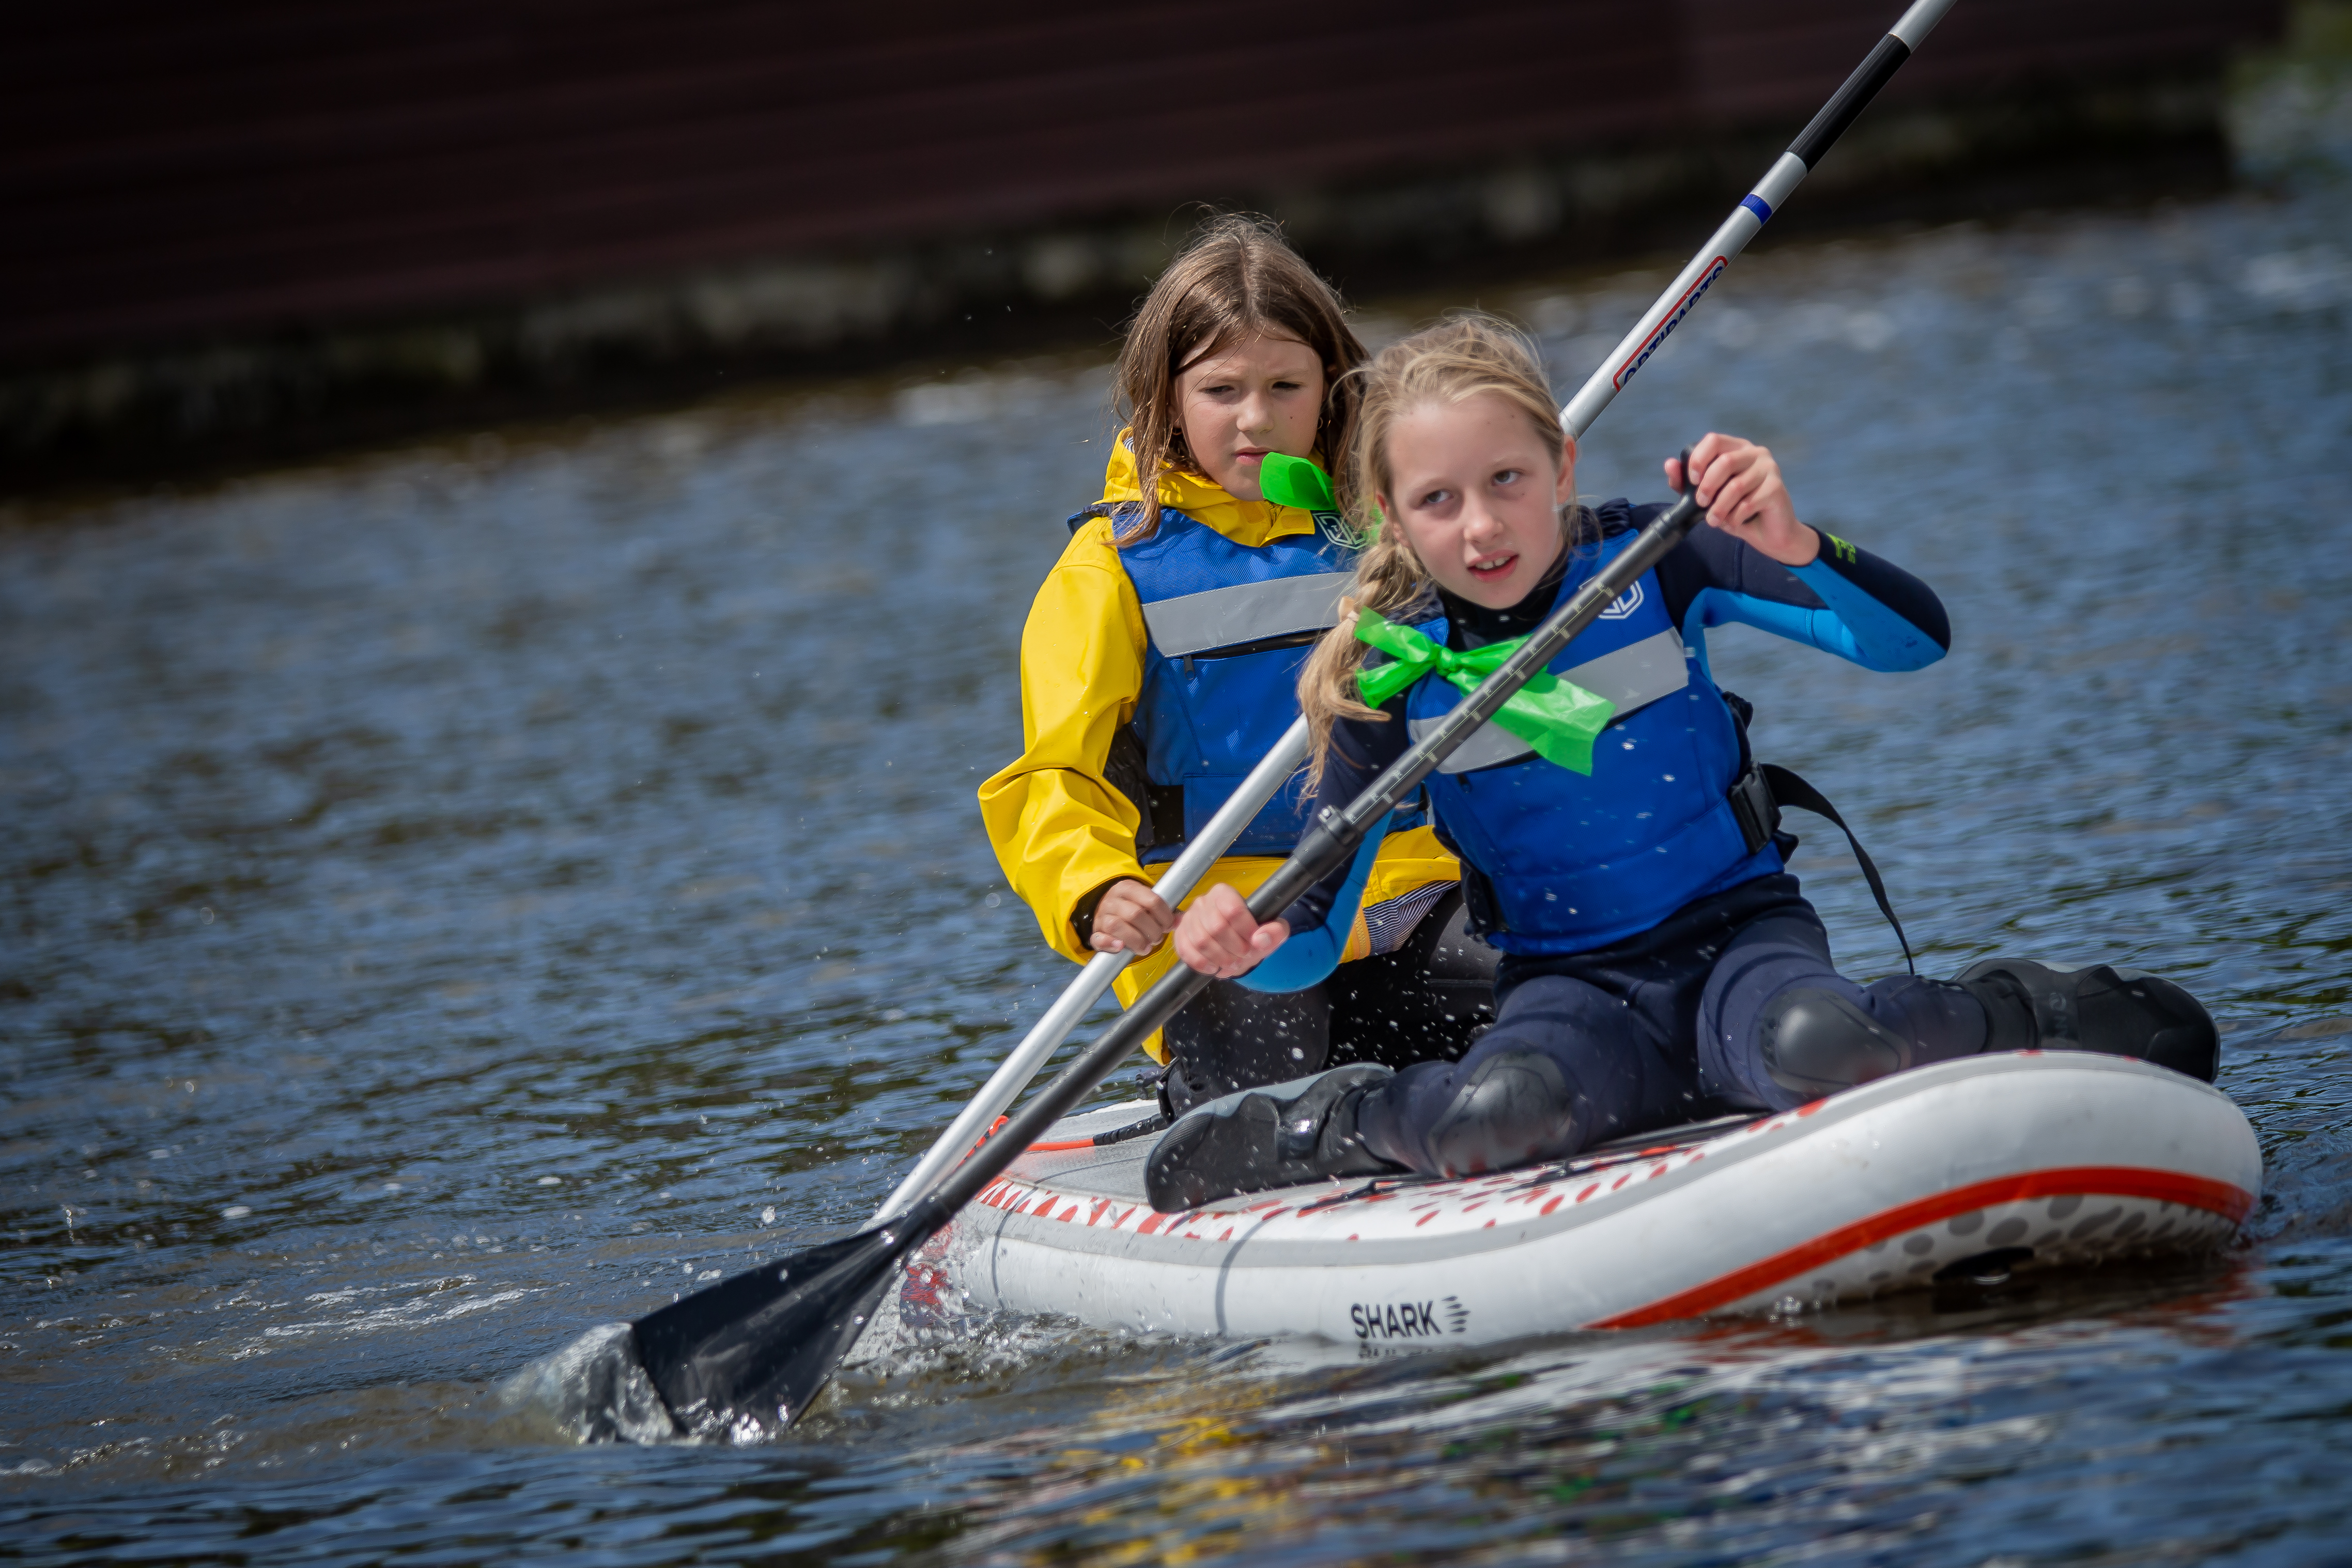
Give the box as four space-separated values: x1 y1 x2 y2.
871 722 1310 1221
1561 0 1957 435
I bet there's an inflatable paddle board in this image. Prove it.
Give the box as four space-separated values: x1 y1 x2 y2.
914 1051 2258 1348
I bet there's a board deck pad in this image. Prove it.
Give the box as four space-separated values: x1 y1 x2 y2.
1004 1099 1765 1210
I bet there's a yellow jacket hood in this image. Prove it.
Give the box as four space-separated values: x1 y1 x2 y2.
1098 435 1319 548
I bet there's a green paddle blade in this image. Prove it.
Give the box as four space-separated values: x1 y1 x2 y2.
1258 451 1336 513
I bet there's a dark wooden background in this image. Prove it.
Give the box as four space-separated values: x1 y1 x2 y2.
4 0 2282 367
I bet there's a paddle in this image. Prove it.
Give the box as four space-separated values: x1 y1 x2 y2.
1561 0 1958 436
622 0 1961 1435
632 474 1708 1433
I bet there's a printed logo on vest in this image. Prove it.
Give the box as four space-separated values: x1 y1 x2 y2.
1597 581 1645 620
1312 510 1355 549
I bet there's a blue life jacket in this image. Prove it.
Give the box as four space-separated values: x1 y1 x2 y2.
1403 528 1782 954
1081 504 1355 863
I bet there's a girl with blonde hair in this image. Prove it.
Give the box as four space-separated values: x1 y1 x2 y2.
978 216 1494 1113
1147 314 2215 1209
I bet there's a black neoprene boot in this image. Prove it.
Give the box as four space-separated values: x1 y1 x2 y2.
1144 1064 1402 1212
1954 958 2219 1082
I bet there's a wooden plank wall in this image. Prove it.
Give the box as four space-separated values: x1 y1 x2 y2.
2 0 2282 366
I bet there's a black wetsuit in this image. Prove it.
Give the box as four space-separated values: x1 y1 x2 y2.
1259 502 1984 1174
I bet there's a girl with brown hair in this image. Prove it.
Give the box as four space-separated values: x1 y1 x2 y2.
977 215 1494 1112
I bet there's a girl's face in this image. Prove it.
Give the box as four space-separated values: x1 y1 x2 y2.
1380 392 1577 609
1173 334 1327 502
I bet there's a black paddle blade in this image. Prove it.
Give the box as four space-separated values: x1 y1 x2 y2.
630 1221 916 1436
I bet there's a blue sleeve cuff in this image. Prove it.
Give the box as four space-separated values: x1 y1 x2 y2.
1235 812 1394 993
1789 556 1945 672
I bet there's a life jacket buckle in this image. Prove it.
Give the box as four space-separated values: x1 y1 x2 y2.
1728 762 1781 855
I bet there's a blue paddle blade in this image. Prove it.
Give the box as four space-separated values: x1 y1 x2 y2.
631 1219 919 1435
1257 451 1336 513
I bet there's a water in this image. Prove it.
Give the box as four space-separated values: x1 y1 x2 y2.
5 183 2350 1564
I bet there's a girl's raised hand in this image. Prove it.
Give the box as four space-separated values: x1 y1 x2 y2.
1089 879 1177 956
1664 434 1819 567
1173 883 1290 980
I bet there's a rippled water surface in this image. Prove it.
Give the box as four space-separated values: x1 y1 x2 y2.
5 184 2350 1565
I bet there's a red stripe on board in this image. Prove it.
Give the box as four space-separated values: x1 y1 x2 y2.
1589 1166 2254 1330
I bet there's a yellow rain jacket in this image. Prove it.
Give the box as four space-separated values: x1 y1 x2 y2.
977 442 1460 1060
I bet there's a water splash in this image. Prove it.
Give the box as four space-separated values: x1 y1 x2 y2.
493 1323 681 1445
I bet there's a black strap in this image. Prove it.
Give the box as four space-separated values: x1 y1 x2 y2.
1103 724 1185 853
1756 763 1917 975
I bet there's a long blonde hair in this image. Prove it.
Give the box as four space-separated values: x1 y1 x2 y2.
1299 314 1575 781
1110 214 1367 544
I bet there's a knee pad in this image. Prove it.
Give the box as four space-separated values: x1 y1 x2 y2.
1757 986 1913 1099
1424 1048 1582 1178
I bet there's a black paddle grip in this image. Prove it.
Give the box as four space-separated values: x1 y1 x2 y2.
1788 33 1909 169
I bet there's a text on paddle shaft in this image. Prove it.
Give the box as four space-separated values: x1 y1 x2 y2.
1613 256 1727 390
1352 1296 1470 1340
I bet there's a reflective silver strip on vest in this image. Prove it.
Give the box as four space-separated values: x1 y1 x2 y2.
1140 573 1351 657
1406 628 1692 774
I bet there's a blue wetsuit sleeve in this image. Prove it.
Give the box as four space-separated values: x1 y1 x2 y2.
1785 543 1948 670
1234 810 1392 993
1655 515 1950 673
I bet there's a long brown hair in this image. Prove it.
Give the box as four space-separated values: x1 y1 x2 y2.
1110 213 1367 543
1299 314 1576 781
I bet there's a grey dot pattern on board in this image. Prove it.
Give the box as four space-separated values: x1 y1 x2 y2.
1750 1194 2234 1317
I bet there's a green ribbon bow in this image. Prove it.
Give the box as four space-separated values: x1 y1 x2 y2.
1352 608 1616 775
